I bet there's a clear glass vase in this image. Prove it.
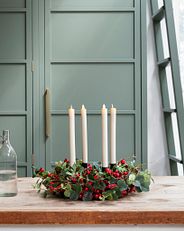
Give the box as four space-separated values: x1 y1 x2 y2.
0 130 17 197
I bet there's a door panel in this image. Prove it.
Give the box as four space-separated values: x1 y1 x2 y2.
51 13 134 60
45 0 142 169
51 64 134 110
0 0 25 8
51 0 134 9
0 65 26 111
0 13 26 59
0 116 26 162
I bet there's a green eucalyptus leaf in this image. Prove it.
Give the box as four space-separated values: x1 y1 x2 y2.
64 183 71 191
83 191 93 201
112 190 119 200
70 190 79 201
135 175 144 182
93 161 101 171
102 190 113 200
134 180 141 188
109 177 117 184
65 171 73 176
135 186 142 193
114 188 121 198
72 183 82 193
93 180 105 190
117 180 127 190
64 189 71 198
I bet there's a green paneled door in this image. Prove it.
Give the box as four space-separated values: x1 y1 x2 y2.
43 0 146 169
0 0 32 176
0 0 147 174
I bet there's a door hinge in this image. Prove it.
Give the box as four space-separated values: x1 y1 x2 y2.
31 61 35 72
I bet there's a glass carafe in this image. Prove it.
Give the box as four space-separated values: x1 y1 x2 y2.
0 130 17 196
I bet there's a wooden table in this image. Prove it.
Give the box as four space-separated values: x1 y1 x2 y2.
0 177 183 224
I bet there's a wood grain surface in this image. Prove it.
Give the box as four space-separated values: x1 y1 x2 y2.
0 177 183 224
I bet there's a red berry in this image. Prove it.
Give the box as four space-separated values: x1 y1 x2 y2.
72 178 77 183
113 172 117 177
94 175 99 180
122 190 128 196
84 187 89 191
88 181 93 185
49 186 54 191
121 159 126 164
76 173 80 178
105 168 110 172
116 173 120 177
108 183 117 189
95 194 100 199
129 186 136 193
39 167 45 173
86 170 91 175
123 171 128 176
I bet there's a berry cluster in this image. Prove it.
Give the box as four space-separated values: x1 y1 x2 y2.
34 159 151 201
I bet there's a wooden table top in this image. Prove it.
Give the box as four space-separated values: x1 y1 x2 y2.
0 176 183 224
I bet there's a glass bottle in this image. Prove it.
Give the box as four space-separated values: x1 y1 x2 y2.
0 130 17 196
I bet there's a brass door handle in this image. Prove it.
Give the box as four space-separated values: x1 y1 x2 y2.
45 88 51 137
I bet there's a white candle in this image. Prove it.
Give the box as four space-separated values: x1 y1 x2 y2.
102 104 108 168
68 105 76 166
110 104 116 164
81 105 88 163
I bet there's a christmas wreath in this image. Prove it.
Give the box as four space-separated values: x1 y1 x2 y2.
33 159 152 201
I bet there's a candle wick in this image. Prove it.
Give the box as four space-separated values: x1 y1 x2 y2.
82 104 85 109
102 104 106 109
70 105 73 109
111 104 114 108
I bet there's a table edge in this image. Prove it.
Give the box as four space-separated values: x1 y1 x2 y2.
0 211 184 224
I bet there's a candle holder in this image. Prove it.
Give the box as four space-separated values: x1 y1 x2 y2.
102 167 108 172
110 163 116 169
82 162 88 168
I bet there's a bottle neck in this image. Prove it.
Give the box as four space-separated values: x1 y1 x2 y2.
2 130 10 144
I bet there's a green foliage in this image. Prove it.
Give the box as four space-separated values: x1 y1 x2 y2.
134 170 152 192
70 190 79 200
83 191 93 201
117 180 127 190
33 159 152 201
